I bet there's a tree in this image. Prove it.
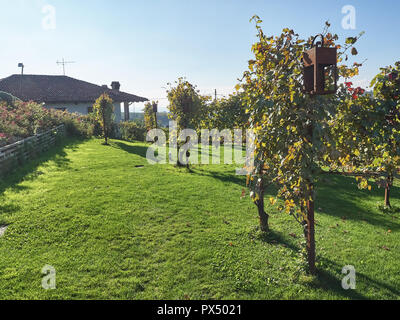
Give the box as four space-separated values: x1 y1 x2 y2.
144 101 158 131
167 78 204 167
370 62 400 207
326 64 400 208
93 94 114 145
239 17 362 274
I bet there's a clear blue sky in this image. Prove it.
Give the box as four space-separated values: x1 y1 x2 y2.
0 0 399 112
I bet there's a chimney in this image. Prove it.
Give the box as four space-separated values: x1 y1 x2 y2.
111 81 120 91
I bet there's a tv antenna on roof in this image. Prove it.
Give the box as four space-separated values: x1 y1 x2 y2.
56 58 75 75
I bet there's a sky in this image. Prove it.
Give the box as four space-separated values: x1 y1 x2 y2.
0 0 399 112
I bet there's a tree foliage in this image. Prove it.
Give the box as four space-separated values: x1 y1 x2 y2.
167 78 204 131
370 62 400 187
166 78 206 167
144 101 157 131
327 63 400 207
93 93 114 145
200 92 249 132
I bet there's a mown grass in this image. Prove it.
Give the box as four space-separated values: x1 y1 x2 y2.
0 138 399 299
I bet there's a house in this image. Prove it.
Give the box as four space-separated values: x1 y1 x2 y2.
0 74 148 122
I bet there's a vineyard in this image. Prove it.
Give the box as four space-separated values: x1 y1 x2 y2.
0 13 399 300
158 19 400 275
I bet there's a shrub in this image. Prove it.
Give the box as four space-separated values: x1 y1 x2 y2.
119 120 147 142
0 100 95 146
61 113 94 138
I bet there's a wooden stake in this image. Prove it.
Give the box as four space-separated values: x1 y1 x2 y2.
306 96 316 275
306 185 316 274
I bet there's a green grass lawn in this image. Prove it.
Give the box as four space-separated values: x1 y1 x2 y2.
0 138 399 299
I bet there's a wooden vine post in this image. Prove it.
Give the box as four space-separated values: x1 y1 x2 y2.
256 178 269 232
385 139 393 208
303 34 338 274
385 178 391 207
179 93 191 169
305 114 316 274
152 102 158 129
306 185 316 274
384 129 395 208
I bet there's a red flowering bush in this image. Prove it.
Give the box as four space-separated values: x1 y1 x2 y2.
0 100 95 147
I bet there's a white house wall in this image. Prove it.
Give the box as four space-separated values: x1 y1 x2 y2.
113 102 122 122
44 102 122 123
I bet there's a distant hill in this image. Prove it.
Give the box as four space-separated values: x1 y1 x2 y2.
121 112 170 127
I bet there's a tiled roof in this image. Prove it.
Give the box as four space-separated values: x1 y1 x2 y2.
0 74 148 103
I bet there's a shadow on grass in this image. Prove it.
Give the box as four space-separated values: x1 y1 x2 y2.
0 203 20 213
251 227 399 300
191 169 399 232
251 228 367 299
110 140 149 158
190 167 247 186
0 137 82 196
313 258 400 300
378 204 400 215
0 203 20 222
256 228 301 252
316 175 400 231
